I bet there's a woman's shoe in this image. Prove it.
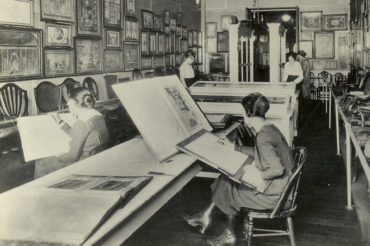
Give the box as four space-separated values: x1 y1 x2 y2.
206 230 237 246
182 212 211 234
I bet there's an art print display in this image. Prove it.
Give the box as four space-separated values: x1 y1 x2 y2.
142 10 153 29
154 56 164 67
0 29 41 80
141 56 152 69
188 30 193 47
41 0 75 23
176 12 183 26
105 29 121 49
75 39 102 74
153 15 162 30
221 15 232 30
125 0 137 17
124 18 140 42
217 31 229 52
206 22 217 38
77 0 101 36
149 32 157 54
158 34 165 55
45 23 72 47
103 0 121 27
0 0 33 26
141 31 149 55
170 18 176 31
123 42 139 70
323 14 348 30
104 50 122 72
301 11 322 31
314 32 334 58
164 10 170 25
299 40 313 58
44 49 73 77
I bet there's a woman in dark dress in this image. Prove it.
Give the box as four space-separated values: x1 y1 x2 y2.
183 93 295 246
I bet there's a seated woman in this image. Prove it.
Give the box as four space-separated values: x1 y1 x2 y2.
34 87 110 179
183 93 295 246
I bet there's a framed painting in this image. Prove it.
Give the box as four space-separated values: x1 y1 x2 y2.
206 22 217 38
153 14 162 31
75 39 102 74
299 40 313 58
0 0 33 26
149 32 157 54
105 29 121 49
141 31 149 55
221 15 232 30
104 50 122 72
45 23 72 47
207 37 217 53
314 32 334 58
176 26 182 36
142 10 154 29
324 60 337 70
163 10 170 25
301 11 322 31
44 49 74 77
124 17 140 42
0 28 41 81
123 42 139 70
170 18 177 31
300 31 313 41
181 39 188 53
188 30 193 47
165 35 170 54
193 30 198 46
154 56 164 68
158 33 165 55
103 0 121 28
41 0 75 23
182 26 187 39
176 12 183 26
77 0 101 36
141 56 153 69
323 14 348 30
217 31 229 52
125 0 137 17
164 25 170 34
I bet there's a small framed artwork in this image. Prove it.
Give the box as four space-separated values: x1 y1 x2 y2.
123 42 140 70
77 0 101 36
163 10 170 25
154 56 165 67
141 56 153 69
217 31 229 52
311 60 324 70
105 29 121 49
323 14 348 30
314 32 334 58
103 0 121 28
206 22 217 38
182 26 187 39
0 0 33 26
153 14 162 31
75 38 102 74
198 31 202 46
188 30 193 47
124 17 140 42
158 33 165 55
104 50 122 72
164 25 170 34
125 0 137 17
142 10 154 29
41 0 75 23
176 12 183 26
45 23 72 47
193 30 198 46
44 49 74 77
301 11 322 31
300 31 313 41
149 32 157 54
141 31 149 55
176 26 182 36
324 60 337 70
181 39 188 53
207 37 217 53
299 40 313 58
170 18 177 31
221 15 232 30
165 35 170 54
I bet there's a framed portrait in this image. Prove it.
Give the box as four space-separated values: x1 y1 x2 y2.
104 50 122 72
182 26 187 39
44 49 73 77
170 18 177 31
0 0 33 26
217 31 229 52
301 11 322 31
163 10 170 25
193 30 198 46
176 12 183 26
75 39 102 74
149 32 157 54
324 60 337 70
0 28 41 81
181 39 188 53
154 56 165 68
141 56 153 69
207 37 217 53
198 31 202 46
164 25 170 34
206 22 217 38
103 0 121 28
158 33 165 55
41 0 75 23
221 15 232 30
188 30 193 47
165 35 170 54
141 31 149 55
45 23 72 47
153 15 162 31
300 31 313 41
125 0 137 17
123 42 139 70
314 32 334 58
323 14 348 30
124 18 140 42
299 40 313 58
77 0 101 36
142 10 154 29
105 29 121 49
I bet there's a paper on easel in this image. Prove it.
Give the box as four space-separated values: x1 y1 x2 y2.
17 114 76 162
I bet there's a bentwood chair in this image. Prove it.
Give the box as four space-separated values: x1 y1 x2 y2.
318 71 333 113
132 68 143 80
243 146 308 246
309 72 319 100
83 77 99 100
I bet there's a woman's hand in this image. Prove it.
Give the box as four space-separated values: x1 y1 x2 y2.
49 112 62 123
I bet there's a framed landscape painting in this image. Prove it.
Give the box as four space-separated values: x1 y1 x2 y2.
103 0 121 28
77 0 101 36
44 49 74 77
314 32 334 58
123 42 139 70
75 39 102 74
104 50 122 72
105 29 121 49
323 14 348 30
124 18 140 42
153 15 162 31
45 23 72 47
301 11 322 31
142 10 154 29
125 0 137 17
0 0 33 26
41 0 75 23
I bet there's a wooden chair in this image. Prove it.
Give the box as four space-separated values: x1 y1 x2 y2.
309 72 319 100
34 81 64 113
243 146 308 246
132 69 143 80
83 77 99 100
318 71 333 113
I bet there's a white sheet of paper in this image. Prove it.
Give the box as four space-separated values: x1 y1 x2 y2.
17 114 76 162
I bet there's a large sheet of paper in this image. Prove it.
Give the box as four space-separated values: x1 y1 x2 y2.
17 114 76 162
112 75 212 162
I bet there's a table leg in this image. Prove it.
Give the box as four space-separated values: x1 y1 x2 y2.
325 86 328 114
335 102 340 155
345 123 353 210
329 89 332 129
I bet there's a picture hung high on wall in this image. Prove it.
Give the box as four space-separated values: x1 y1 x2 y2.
323 14 348 30
165 35 170 54
0 28 41 81
314 32 334 59
44 49 74 77
125 0 137 17
124 18 140 42
158 33 165 55
142 10 154 29
141 56 153 69
301 11 322 31
206 22 217 38
153 15 162 31
41 0 75 23
149 32 157 54
0 0 33 26
163 10 170 25
45 23 72 47
75 39 102 74
104 50 122 72
123 42 139 70
176 12 183 26
141 31 149 55
77 0 101 36
103 0 121 28
105 29 121 49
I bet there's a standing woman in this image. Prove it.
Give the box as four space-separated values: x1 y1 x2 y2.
297 50 311 99
283 52 303 84
34 87 110 179
183 93 295 246
179 49 196 89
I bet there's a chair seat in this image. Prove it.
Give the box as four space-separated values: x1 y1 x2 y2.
246 203 295 219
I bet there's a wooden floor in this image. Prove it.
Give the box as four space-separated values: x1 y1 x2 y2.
124 102 368 246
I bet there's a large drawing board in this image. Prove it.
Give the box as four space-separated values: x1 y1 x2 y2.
113 75 212 162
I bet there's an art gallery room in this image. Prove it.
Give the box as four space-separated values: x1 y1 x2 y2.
2 0 370 245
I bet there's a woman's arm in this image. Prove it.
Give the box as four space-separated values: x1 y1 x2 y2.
294 63 304 84
283 65 288 82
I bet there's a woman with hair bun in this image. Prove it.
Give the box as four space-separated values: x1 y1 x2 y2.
34 87 110 179
179 49 197 89
183 93 295 246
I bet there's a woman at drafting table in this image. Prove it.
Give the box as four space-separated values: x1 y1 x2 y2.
183 93 295 246
34 87 110 179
